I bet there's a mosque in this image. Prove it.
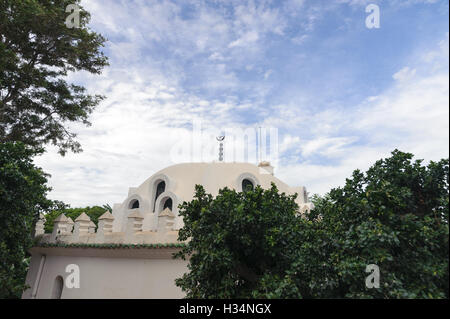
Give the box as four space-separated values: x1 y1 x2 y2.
22 161 314 299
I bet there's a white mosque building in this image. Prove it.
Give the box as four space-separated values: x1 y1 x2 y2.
22 161 314 299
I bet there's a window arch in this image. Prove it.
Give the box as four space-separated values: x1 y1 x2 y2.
154 181 166 212
155 191 178 216
149 174 172 214
236 173 259 192
242 179 254 191
128 199 139 209
51 276 64 299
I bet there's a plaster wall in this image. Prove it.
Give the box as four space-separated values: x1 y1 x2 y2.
22 250 188 299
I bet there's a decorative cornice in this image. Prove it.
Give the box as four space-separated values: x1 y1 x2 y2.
36 242 186 249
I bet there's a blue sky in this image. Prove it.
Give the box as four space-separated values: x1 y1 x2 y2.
35 0 449 206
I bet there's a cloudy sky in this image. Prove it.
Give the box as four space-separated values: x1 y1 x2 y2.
35 0 449 207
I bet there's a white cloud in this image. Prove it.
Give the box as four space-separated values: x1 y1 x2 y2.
276 33 449 195
229 31 259 48
301 137 358 157
278 147 391 195
292 34 309 45
33 1 449 207
392 67 417 81
263 69 273 80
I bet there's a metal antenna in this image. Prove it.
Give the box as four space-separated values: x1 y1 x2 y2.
216 135 225 161
258 126 262 163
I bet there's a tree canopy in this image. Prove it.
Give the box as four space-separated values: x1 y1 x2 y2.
175 150 449 298
0 0 108 298
0 142 52 298
175 182 301 298
0 0 108 155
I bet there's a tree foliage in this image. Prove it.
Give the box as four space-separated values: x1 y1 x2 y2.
0 0 108 155
293 150 449 298
0 142 52 298
175 150 449 298
175 183 301 298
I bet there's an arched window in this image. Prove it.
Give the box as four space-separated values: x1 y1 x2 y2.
154 181 166 212
51 276 64 299
163 198 173 211
129 199 139 209
242 179 254 191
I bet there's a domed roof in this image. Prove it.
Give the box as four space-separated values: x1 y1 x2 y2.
138 162 290 199
111 161 310 232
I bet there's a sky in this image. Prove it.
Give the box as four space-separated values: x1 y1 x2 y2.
34 0 449 207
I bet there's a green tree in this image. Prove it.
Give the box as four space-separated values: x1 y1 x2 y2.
102 203 112 213
0 142 52 298
175 150 449 298
175 183 302 298
0 0 108 155
288 150 449 299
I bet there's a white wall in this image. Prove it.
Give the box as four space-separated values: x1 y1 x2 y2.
23 249 188 299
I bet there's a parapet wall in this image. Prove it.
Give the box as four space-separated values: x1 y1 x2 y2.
35 201 314 246
35 208 181 245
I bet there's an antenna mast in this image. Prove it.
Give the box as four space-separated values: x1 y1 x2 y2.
216 135 225 161
258 126 262 163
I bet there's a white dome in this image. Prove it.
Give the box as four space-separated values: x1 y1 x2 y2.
111 162 311 232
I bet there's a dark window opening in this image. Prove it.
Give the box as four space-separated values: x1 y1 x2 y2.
51 276 64 299
154 181 166 212
242 179 254 191
129 199 139 209
163 198 173 211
